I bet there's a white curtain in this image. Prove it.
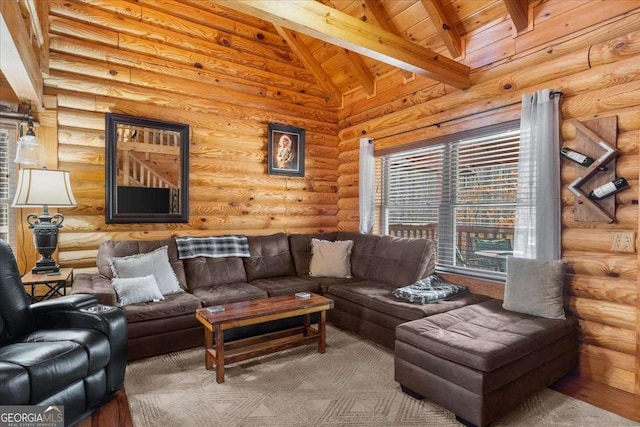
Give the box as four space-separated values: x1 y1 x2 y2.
359 138 375 234
513 89 562 260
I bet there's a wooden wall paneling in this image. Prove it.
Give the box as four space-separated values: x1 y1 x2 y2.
637 133 640 397
337 13 640 399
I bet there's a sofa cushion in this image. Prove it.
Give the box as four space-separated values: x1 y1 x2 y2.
183 257 247 290
365 236 435 286
191 283 268 306
121 291 202 323
309 238 353 278
97 239 187 290
0 361 29 404
304 275 363 294
289 232 337 276
111 275 164 306
327 281 490 322
243 233 296 281
250 276 320 297
503 257 567 319
22 329 111 375
0 341 88 404
335 232 379 278
395 299 578 372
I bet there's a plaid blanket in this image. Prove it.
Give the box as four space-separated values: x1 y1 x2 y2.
175 235 250 259
393 275 468 304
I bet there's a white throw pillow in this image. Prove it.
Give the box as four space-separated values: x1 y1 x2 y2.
109 246 183 296
309 239 353 278
502 256 567 319
111 275 164 306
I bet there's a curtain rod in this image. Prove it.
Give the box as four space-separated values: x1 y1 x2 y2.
373 91 563 142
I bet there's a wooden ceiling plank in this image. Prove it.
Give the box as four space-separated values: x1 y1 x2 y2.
419 0 463 58
0 0 43 106
363 0 414 80
213 0 470 89
502 0 530 33
339 48 376 95
274 25 343 102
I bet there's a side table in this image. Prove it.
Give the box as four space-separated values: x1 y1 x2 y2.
21 268 74 302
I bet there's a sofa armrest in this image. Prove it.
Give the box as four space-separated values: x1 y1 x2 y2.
72 273 117 306
30 297 128 397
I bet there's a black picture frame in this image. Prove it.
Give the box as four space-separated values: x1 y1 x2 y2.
105 113 189 223
267 123 305 177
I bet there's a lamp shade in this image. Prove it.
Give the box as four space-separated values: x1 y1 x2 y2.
11 168 77 208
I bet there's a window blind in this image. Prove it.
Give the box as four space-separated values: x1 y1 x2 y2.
0 123 17 249
380 127 520 279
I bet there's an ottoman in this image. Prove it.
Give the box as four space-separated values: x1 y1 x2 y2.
394 299 578 427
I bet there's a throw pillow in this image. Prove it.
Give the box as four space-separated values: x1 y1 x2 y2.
109 245 183 296
393 275 468 304
309 238 353 278
111 275 164 306
502 256 568 319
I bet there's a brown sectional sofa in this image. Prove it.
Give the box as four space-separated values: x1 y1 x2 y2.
73 231 577 426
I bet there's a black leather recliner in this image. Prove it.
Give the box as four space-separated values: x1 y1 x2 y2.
0 240 127 426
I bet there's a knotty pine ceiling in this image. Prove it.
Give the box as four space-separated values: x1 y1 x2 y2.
44 0 531 110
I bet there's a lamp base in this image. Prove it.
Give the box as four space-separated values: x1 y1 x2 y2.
31 260 60 274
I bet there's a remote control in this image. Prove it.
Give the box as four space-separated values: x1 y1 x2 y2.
206 306 225 313
295 292 311 299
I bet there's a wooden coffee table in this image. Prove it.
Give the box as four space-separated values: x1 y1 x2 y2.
195 293 334 383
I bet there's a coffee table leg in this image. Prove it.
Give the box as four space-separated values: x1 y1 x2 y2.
214 324 225 383
205 328 214 370
318 310 326 354
303 313 311 336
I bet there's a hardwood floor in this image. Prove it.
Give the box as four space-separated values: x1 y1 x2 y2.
551 372 640 422
74 389 133 427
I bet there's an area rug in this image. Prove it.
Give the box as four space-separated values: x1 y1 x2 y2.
125 325 637 426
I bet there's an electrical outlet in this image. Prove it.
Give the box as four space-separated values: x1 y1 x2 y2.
610 231 636 253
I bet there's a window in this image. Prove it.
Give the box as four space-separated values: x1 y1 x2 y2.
0 122 17 249
379 122 520 279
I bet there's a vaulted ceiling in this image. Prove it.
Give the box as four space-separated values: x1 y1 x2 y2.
3 0 534 109
215 0 531 97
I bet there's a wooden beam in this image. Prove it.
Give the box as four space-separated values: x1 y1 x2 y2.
0 0 43 106
420 0 463 59
502 0 529 33
274 25 343 102
214 0 470 89
363 0 414 79
339 49 376 96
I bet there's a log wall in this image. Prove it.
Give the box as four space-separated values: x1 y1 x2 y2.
34 0 340 275
337 3 640 399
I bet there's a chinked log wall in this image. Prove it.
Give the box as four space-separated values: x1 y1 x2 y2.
37 0 341 275
336 4 640 397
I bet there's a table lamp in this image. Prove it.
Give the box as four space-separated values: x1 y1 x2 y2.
11 168 77 274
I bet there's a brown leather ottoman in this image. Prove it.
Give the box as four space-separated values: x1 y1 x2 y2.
394 299 578 427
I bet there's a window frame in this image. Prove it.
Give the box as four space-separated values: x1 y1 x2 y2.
0 120 17 251
378 120 521 281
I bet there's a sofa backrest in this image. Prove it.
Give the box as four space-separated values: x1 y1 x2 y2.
243 233 296 281
289 232 337 276
97 239 188 289
335 232 380 279
365 235 436 286
183 257 247 290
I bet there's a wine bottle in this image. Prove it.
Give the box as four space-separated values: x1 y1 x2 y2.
588 177 629 200
560 147 594 166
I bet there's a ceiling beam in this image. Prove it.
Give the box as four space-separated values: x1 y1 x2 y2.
502 0 530 33
420 0 463 59
363 0 414 80
274 25 343 103
339 48 376 95
0 0 43 107
214 0 470 89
